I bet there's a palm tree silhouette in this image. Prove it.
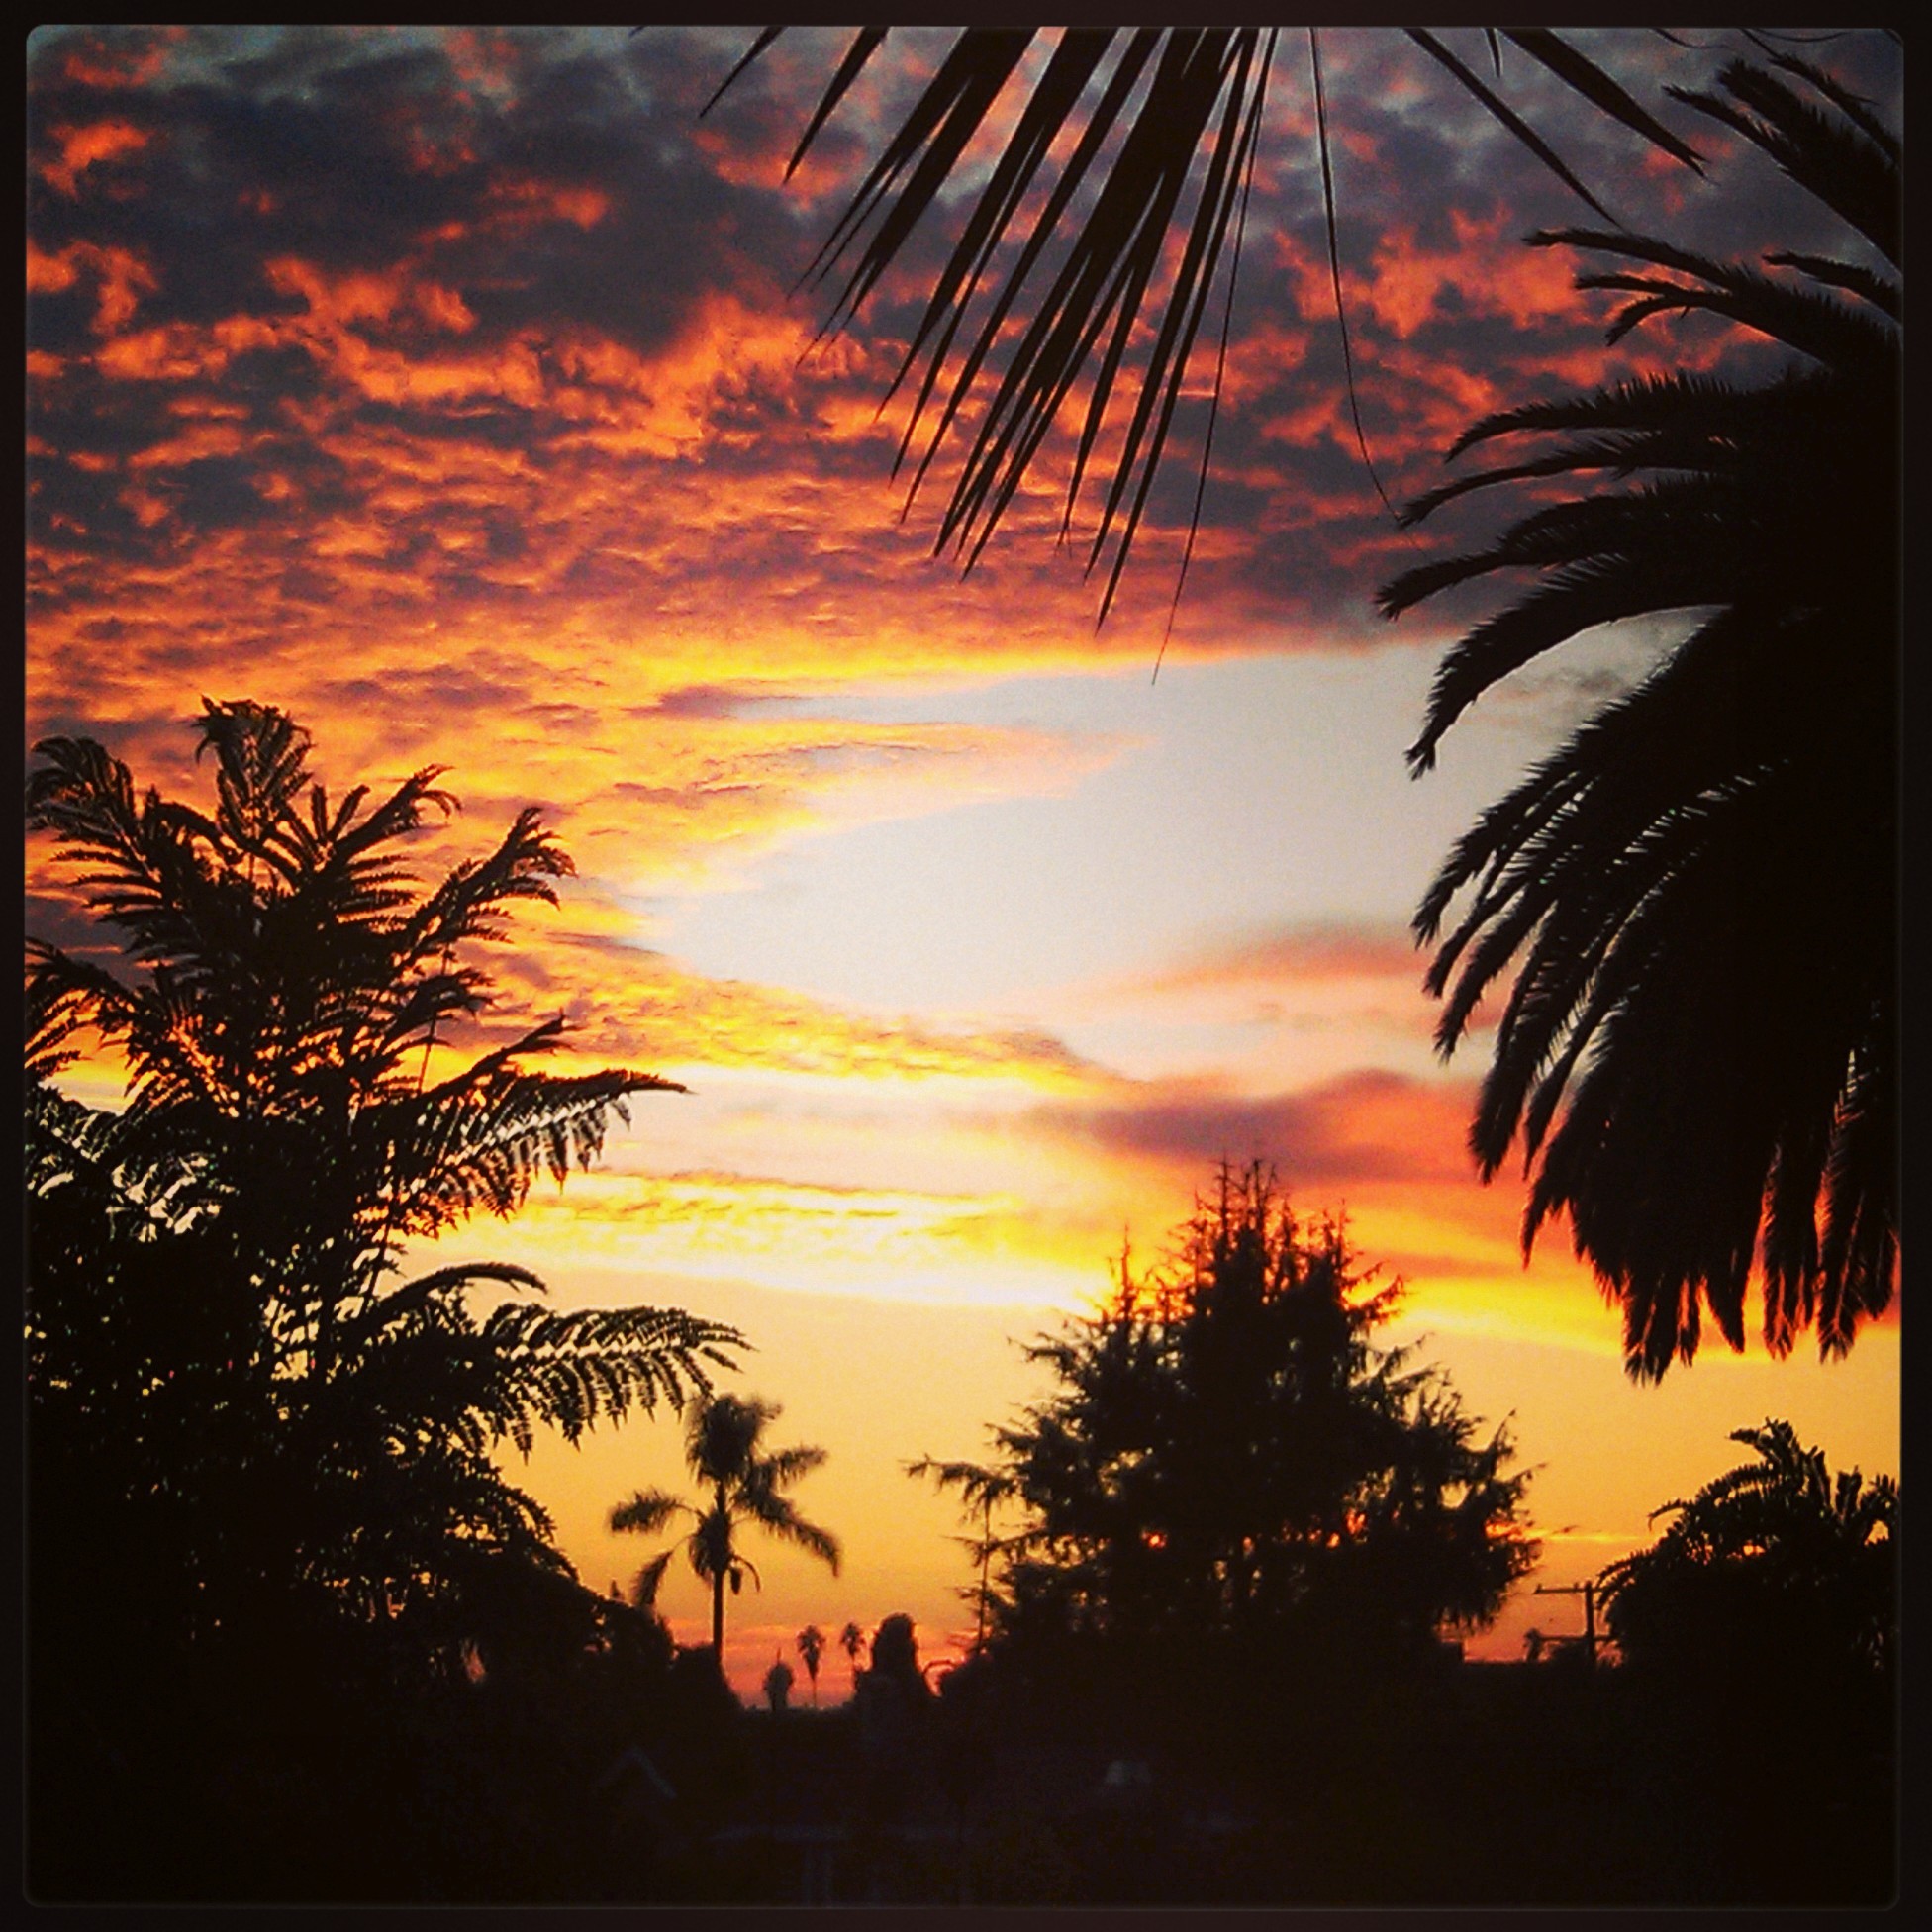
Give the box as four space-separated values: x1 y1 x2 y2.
908 1456 1020 1655
1598 1418 1896 1678
1380 58 1898 1375
796 1622 826 1705
839 1618 866 1683
611 1393 841 1668
712 37 1898 1377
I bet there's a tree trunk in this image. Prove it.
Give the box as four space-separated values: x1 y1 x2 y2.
711 1481 728 1668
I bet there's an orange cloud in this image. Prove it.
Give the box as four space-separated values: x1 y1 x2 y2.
29 239 157 333
40 119 150 197
483 174 611 232
49 29 179 91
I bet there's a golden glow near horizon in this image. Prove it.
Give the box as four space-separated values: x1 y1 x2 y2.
29 26 1899 1697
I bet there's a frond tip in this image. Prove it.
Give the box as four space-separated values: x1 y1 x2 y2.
712 25 1726 625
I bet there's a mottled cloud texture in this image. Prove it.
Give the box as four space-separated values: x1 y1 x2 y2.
27 23 1901 1310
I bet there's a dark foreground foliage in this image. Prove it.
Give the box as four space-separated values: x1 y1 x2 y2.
28 1606 1892 1906
1387 57 1899 1376
24 703 742 1900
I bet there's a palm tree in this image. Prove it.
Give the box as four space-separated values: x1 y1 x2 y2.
796 1623 826 1705
610 1393 841 1668
840 1618 866 1681
712 38 1898 1377
1380 59 1898 1375
908 1456 1020 1656
25 702 743 1663
1598 1419 1896 1680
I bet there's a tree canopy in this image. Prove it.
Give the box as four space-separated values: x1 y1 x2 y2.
1385 59 1898 1375
928 1164 1535 1674
1598 1418 1895 1688
25 699 742 1678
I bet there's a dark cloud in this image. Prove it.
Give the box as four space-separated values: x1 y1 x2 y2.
1032 1068 1483 1190
649 684 793 720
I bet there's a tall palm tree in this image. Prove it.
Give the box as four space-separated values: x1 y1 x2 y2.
796 1622 826 1704
908 1456 1021 1656
611 1392 841 1667
25 700 742 1660
713 37 1898 1378
1379 58 1898 1375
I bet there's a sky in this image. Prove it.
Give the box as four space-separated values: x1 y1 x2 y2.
26 25 1902 1699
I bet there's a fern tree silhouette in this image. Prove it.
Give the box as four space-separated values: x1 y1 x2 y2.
25 700 743 1687
611 1391 841 1671
1382 58 1899 1376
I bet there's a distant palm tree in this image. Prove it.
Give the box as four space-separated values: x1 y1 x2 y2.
1598 1419 1896 1679
909 1456 1020 1655
1381 58 1899 1375
796 1622 826 1705
610 1393 841 1667
840 1619 866 1680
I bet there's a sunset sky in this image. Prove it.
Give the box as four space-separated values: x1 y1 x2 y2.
26 25 1901 1698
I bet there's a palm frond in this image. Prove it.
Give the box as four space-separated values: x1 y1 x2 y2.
610 1488 693 1538
743 1495 842 1574
1497 29 1703 171
1669 57 1898 262
1404 29 1618 226
713 26 1710 618
628 1548 677 1610
1387 58 1898 1375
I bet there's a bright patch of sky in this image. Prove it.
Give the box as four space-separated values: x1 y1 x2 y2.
646 627 1671 1075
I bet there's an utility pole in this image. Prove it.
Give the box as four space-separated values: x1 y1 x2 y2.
1533 1580 1599 1667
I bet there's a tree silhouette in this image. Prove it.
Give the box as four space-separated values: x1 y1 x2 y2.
1382 59 1899 1375
711 35 1898 1376
866 1612 929 1695
1598 1418 1896 1686
796 1622 826 1704
763 1651 795 1713
932 1163 1535 1669
610 1392 841 1669
908 1455 1020 1655
840 1618 867 1678
25 701 741 1674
